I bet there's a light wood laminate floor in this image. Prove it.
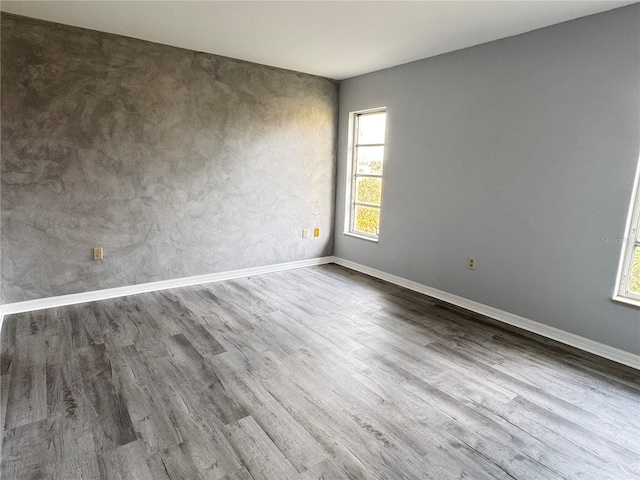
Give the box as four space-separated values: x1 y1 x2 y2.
1 264 639 479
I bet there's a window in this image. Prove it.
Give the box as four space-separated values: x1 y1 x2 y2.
345 108 387 240
614 158 640 306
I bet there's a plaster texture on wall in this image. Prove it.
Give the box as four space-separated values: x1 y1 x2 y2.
1 14 338 302
335 5 640 354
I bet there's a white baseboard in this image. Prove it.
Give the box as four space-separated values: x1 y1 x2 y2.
0 256 335 316
2 255 637 370
333 257 640 370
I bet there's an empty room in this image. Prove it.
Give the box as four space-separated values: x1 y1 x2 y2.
1 1 639 478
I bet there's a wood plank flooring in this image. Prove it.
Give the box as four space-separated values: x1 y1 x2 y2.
1 264 639 479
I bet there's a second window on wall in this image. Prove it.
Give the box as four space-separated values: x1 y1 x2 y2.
614 158 640 306
346 108 387 240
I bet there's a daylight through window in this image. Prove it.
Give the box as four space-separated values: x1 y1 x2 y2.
614 159 640 305
346 109 387 239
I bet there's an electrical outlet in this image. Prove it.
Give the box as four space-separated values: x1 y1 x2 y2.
313 228 320 237
302 229 309 238
467 257 476 270
93 247 104 260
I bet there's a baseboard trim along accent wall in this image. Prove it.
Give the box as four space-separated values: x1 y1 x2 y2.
0 257 335 316
332 257 640 370
1 256 637 370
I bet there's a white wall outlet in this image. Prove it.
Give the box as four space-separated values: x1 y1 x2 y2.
468 257 476 270
93 247 104 260
302 229 309 238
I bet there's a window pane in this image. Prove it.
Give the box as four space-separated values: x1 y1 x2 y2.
356 146 384 174
356 177 382 206
357 112 386 145
354 205 380 235
630 247 640 294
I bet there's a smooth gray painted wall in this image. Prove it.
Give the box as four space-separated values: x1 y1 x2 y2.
1 14 338 303
335 5 640 354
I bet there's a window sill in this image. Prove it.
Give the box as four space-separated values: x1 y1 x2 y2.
344 232 379 243
612 295 640 309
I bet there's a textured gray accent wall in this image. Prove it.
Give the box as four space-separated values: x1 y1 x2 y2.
335 5 640 354
1 13 338 303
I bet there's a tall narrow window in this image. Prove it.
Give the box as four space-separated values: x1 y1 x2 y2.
346 108 387 240
614 159 640 306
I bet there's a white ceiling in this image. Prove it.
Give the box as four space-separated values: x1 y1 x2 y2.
1 1 636 80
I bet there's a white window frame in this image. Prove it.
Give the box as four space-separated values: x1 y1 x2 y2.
344 107 387 242
613 157 640 307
